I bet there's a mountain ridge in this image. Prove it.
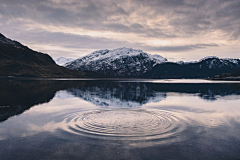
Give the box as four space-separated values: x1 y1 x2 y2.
65 47 240 78
0 33 105 78
1 32 239 79
142 57 240 79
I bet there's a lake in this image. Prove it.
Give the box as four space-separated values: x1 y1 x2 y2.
0 78 240 160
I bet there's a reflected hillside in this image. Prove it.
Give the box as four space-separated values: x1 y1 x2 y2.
149 83 240 100
67 82 240 107
0 79 85 122
67 82 167 107
1 79 240 123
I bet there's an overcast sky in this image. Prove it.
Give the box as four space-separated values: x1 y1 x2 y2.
1 0 240 61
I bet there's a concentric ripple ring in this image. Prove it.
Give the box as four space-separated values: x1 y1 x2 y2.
61 109 187 142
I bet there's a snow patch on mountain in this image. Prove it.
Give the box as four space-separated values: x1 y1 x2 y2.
54 57 75 66
223 58 240 64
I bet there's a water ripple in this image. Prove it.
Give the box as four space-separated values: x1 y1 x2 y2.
59 109 188 145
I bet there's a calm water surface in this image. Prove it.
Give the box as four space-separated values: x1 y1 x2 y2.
0 79 240 159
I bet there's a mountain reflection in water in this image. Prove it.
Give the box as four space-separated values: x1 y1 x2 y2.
1 79 240 122
1 79 240 160
66 82 240 107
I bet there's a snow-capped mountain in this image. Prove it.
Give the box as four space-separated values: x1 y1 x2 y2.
179 56 240 69
54 57 75 66
144 56 240 79
65 47 167 77
65 47 240 78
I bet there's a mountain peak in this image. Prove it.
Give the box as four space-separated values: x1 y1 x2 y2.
0 33 6 38
0 35 25 50
199 56 219 61
80 47 166 62
83 47 151 62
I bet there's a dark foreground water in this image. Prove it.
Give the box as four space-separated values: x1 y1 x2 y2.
0 79 240 160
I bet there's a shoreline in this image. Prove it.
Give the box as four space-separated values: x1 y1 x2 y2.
1 77 240 83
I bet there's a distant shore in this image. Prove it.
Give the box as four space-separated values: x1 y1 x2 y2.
209 77 240 81
2 77 240 83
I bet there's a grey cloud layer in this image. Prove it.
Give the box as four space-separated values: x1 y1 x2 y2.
3 28 217 55
1 0 240 39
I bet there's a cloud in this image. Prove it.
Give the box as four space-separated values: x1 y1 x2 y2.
0 0 239 60
1 0 240 39
145 44 219 52
1 27 218 58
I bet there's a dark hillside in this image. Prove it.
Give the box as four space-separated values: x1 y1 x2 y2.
141 63 202 78
0 33 105 78
141 59 240 79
